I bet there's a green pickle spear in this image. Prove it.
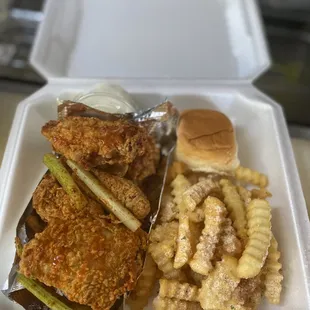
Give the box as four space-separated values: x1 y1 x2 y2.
66 159 141 232
15 242 73 310
16 273 72 310
43 153 87 210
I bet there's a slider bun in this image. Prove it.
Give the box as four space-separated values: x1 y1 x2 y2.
175 109 239 174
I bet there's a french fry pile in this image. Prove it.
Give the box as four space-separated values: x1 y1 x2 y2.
129 163 283 310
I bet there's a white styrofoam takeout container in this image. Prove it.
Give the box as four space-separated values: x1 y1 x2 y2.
0 0 309 309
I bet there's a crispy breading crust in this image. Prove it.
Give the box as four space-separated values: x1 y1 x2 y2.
19 218 146 310
92 169 150 219
41 117 149 170
32 174 104 222
126 136 160 182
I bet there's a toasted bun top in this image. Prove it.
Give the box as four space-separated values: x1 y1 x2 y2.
178 109 234 151
176 109 238 173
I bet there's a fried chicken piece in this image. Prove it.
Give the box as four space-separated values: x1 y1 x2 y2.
33 174 104 222
19 218 146 310
127 136 160 182
41 117 149 170
92 169 150 219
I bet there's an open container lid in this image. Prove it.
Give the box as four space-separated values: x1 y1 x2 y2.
30 0 270 82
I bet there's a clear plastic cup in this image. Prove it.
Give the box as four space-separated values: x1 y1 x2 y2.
72 83 138 113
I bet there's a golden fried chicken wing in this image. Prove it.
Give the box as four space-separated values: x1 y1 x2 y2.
92 169 150 219
33 174 104 222
19 218 146 310
41 117 149 170
127 136 160 182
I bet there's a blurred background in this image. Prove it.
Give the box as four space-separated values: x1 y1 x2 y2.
0 0 309 208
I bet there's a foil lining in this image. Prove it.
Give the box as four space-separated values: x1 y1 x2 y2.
1 100 178 310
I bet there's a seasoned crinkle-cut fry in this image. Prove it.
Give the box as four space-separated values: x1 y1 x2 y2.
149 221 187 281
171 174 191 207
190 197 226 275
220 179 247 241
237 199 272 279
189 270 206 286
187 205 205 223
237 186 252 207
223 305 251 310
148 242 186 281
199 255 240 310
235 166 268 188
251 188 272 200
246 199 272 235
153 297 202 310
263 235 283 304
216 218 242 258
159 189 178 223
174 216 202 269
174 205 205 223
166 161 189 185
227 275 262 310
159 278 199 301
127 254 157 310
150 221 179 244
183 178 220 212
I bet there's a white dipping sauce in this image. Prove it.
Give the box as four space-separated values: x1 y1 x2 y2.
73 84 138 113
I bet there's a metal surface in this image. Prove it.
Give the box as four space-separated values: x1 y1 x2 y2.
0 0 45 84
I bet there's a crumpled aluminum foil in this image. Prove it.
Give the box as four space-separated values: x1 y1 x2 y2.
1 100 179 310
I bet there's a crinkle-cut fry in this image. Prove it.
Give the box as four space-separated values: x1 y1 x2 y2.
153 297 202 310
174 216 202 269
166 161 189 185
150 221 179 244
199 255 240 310
159 189 178 223
251 188 272 200
263 235 283 304
175 206 205 223
227 275 262 310
187 205 205 223
159 278 199 301
149 242 186 281
190 197 227 275
126 254 157 310
237 199 272 279
216 218 242 259
188 270 206 286
235 166 268 188
220 179 247 241
237 186 252 207
182 178 220 212
171 174 191 207
186 173 200 185
149 221 187 281
222 303 256 310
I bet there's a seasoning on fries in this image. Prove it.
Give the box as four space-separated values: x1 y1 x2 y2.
149 109 283 310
